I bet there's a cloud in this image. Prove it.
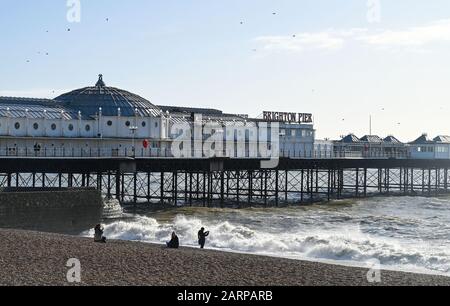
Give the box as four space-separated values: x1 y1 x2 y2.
254 20 450 53
255 30 349 53
358 19 450 47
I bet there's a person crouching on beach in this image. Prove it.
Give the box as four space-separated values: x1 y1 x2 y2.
94 224 107 243
198 227 209 249
166 231 179 249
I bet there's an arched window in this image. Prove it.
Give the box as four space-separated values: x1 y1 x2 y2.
14 122 20 130
142 121 146 127
51 123 57 130
33 123 39 130
85 124 91 132
107 120 113 126
125 121 131 127
68 124 74 131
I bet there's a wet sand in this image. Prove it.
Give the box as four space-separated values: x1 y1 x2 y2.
0 229 449 286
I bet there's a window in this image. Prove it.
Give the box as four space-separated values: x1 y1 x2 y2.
155 122 158 128
33 123 39 130
142 121 146 127
291 130 296 137
68 124 74 131
51 123 57 130
14 122 20 130
125 121 131 127
107 120 113 126
85 124 91 132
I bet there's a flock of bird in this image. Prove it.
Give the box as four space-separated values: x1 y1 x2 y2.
18 11 443 129
26 18 110 64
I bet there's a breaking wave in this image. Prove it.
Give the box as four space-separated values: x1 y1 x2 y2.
83 196 450 276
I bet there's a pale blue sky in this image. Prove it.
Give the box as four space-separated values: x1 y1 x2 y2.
1 0 450 140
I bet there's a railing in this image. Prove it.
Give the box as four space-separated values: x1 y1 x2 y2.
0 147 410 159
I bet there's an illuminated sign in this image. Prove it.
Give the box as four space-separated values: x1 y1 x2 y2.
263 111 313 124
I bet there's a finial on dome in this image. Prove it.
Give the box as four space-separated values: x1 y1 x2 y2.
96 74 106 87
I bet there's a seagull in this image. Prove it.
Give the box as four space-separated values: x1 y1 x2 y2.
240 21 244 24
67 28 71 32
106 18 109 22
272 12 277 15
292 34 296 38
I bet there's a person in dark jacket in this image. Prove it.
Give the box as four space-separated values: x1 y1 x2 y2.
94 224 107 243
198 227 210 249
166 232 179 249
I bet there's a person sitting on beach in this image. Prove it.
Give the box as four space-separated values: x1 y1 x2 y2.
198 227 210 249
94 224 107 243
166 231 179 249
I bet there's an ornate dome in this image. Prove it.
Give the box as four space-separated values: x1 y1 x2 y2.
55 75 161 117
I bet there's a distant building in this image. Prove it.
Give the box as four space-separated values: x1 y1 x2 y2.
279 124 315 158
314 139 334 158
409 134 450 159
333 134 408 158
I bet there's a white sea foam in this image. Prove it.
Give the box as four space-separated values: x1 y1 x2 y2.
83 197 450 276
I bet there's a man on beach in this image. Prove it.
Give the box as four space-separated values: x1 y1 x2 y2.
94 224 107 243
198 227 210 249
166 232 179 249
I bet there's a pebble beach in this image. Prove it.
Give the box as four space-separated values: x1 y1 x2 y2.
0 229 449 286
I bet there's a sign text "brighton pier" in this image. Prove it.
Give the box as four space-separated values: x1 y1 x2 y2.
263 111 313 124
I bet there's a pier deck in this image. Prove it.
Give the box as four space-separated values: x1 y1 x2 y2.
1 157 449 206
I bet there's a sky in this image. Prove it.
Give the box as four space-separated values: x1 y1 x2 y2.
1 0 450 141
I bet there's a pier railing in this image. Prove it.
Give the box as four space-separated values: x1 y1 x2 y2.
0 147 410 159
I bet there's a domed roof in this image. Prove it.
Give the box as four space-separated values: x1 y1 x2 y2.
55 75 161 117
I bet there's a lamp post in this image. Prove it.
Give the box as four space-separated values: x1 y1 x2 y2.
129 108 139 158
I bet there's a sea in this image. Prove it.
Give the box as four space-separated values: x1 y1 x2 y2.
83 195 450 276
1 192 449 276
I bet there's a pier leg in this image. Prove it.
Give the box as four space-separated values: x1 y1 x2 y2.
355 168 359 198
133 172 137 204
220 171 225 208
363 168 367 198
444 168 448 192
160 172 164 204
237 171 240 206
285 170 288 202
275 171 279 207
428 168 432 196
248 171 253 205
115 171 121 201
107 171 111 198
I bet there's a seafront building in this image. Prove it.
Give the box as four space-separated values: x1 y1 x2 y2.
333 134 408 158
409 134 450 159
1 75 449 161
0 75 315 159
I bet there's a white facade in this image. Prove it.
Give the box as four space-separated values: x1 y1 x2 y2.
0 76 318 159
409 135 450 159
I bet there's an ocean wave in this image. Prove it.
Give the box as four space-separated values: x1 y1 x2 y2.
82 214 450 275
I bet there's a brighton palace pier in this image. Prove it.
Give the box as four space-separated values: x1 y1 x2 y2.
1 75 450 206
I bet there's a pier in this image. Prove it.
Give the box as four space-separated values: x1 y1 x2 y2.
1 157 450 206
